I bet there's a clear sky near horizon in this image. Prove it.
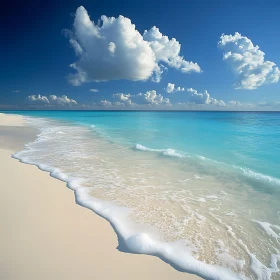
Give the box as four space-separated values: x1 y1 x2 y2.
1 0 280 110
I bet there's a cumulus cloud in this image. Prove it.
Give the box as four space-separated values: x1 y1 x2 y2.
227 100 243 107
27 95 77 106
89 88 99 92
49 95 77 105
136 90 170 105
65 6 201 85
100 100 113 107
164 84 226 106
143 27 201 74
113 93 133 106
102 87 228 109
186 88 226 106
112 90 170 106
27 94 49 104
218 32 280 89
166 82 185 93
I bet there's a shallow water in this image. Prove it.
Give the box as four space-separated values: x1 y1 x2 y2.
5 111 280 280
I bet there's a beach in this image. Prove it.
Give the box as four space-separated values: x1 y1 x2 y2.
0 113 201 280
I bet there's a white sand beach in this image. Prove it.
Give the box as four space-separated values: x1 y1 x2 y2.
0 113 201 280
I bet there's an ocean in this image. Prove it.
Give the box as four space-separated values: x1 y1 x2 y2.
4 110 280 280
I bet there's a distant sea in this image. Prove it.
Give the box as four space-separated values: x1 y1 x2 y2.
5 110 280 280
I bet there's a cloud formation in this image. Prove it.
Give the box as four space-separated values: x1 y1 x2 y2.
89 88 99 92
218 32 280 89
227 100 243 107
95 98 280 110
107 87 226 108
166 83 185 93
49 95 77 105
27 95 77 106
113 93 133 106
65 6 201 85
165 83 226 106
136 90 170 105
143 27 201 74
186 88 226 106
27 94 50 104
100 100 113 107
112 90 170 106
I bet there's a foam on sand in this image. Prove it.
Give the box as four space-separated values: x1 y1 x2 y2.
11 116 280 280
0 151 201 280
135 144 185 158
13 154 239 280
255 221 280 240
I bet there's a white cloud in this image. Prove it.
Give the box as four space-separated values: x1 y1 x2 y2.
89 88 99 92
65 6 201 85
113 93 133 106
166 82 185 93
136 90 170 105
218 32 280 89
113 90 170 106
186 88 226 106
227 100 243 107
102 87 229 109
100 100 113 107
164 84 226 106
27 94 49 104
166 83 175 93
27 95 77 106
100 99 129 107
151 64 164 83
12 90 20 93
143 27 201 74
49 95 77 105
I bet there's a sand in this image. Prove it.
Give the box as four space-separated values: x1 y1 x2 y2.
0 113 24 126
0 113 202 280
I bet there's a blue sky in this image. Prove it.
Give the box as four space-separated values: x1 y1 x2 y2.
1 0 280 110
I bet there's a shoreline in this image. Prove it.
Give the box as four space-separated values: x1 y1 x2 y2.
0 113 202 280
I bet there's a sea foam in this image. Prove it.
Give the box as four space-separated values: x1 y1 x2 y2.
12 116 280 280
13 149 239 280
135 144 280 190
135 144 185 158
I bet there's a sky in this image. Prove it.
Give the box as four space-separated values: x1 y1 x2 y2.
1 0 280 110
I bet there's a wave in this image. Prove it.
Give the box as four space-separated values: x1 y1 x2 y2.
11 119 243 280
134 144 185 158
13 116 280 279
234 166 280 188
134 144 164 152
12 149 240 280
254 221 280 239
135 144 280 189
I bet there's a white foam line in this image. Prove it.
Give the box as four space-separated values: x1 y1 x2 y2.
136 143 280 189
254 221 280 241
11 127 241 280
135 144 186 158
233 166 280 187
210 213 280 279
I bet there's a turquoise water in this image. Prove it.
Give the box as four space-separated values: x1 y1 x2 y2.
4 111 280 280
5 111 280 178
